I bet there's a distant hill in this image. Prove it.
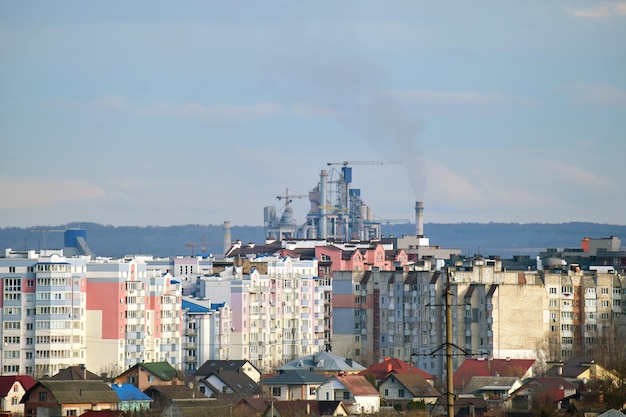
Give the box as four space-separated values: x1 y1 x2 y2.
0 222 624 259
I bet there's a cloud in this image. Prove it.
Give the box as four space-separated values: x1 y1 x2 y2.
566 2 626 17
564 83 626 108
0 177 106 209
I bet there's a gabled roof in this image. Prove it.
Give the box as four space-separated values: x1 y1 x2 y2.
234 398 273 413
201 370 261 397
279 352 365 373
335 375 379 397
360 357 435 381
271 400 348 416
110 383 152 401
195 359 259 377
23 380 119 404
49 366 102 381
163 398 218 416
259 370 329 386
80 410 125 417
125 361 183 381
0 375 37 396
454 358 535 390
383 372 441 398
546 356 600 378
462 376 521 395
143 384 198 401
508 377 576 404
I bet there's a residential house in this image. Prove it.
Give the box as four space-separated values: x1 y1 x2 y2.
79 410 125 417
262 400 349 417
0 375 37 416
259 370 329 401
546 356 618 383
278 352 365 375
430 395 489 417
143 384 201 411
503 377 577 414
359 357 436 386
195 359 261 383
316 375 380 415
21 380 119 417
461 376 523 408
379 372 441 406
114 361 186 391
160 398 218 417
454 357 535 392
50 365 102 381
110 383 152 412
232 398 274 417
197 368 262 400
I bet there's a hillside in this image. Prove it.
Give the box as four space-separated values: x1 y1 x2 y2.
0 222 624 259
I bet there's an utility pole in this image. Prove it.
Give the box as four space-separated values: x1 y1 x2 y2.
446 271 454 417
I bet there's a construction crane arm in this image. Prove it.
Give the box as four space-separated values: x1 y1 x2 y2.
326 160 402 166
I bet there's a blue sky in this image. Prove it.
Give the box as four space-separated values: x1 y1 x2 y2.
1 1 625 228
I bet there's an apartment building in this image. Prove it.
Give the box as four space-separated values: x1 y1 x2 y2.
85 257 183 373
331 258 626 382
181 298 232 373
197 256 331 371
0 250 87 377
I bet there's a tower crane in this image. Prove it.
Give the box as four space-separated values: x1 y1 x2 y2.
326 160 402 167
276 188 308 209
31 228 65 250
184 235 218 256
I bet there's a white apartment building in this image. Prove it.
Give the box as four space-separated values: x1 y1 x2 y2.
0 250 88 377
197 256 332 371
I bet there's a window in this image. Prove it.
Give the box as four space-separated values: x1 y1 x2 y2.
343 392 350 400
147 375 154 383
271 387 281 396
39 392 47 401
66 410 77 416
399 389 405 398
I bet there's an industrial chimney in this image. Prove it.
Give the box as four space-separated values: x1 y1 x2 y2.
223 221 231 255
415 201 424 237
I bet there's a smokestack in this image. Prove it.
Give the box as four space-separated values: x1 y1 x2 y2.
320 170 328 239
415 201 424 236
223 221 231 255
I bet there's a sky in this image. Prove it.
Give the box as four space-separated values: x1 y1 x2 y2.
1 1 625 228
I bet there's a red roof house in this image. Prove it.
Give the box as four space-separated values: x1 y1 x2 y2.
454 358 535 391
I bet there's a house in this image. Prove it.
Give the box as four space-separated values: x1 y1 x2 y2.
80 411 125 417
278 352 365 375
360 357 436 386
454 357 535 391
160 398 218 417
430 394 489 417
503 377 577 413
232 398 274 416
21 380 119 417
110 383 152 412
259 370 329 401
262 400 349 417
316 375 380 415
114 361 186 391
461 376 523 408
195 360 261 383
546 356 618 383
143 384 201 411
0 375 37 416
197 368 262 399
50 365 103 381
379 372 441 406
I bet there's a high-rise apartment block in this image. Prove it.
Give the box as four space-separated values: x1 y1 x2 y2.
332 256 625 381
0 249 183 377
197 257 332 371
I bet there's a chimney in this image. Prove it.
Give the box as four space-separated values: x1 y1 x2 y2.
223 221 231 255
415 201 424 237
